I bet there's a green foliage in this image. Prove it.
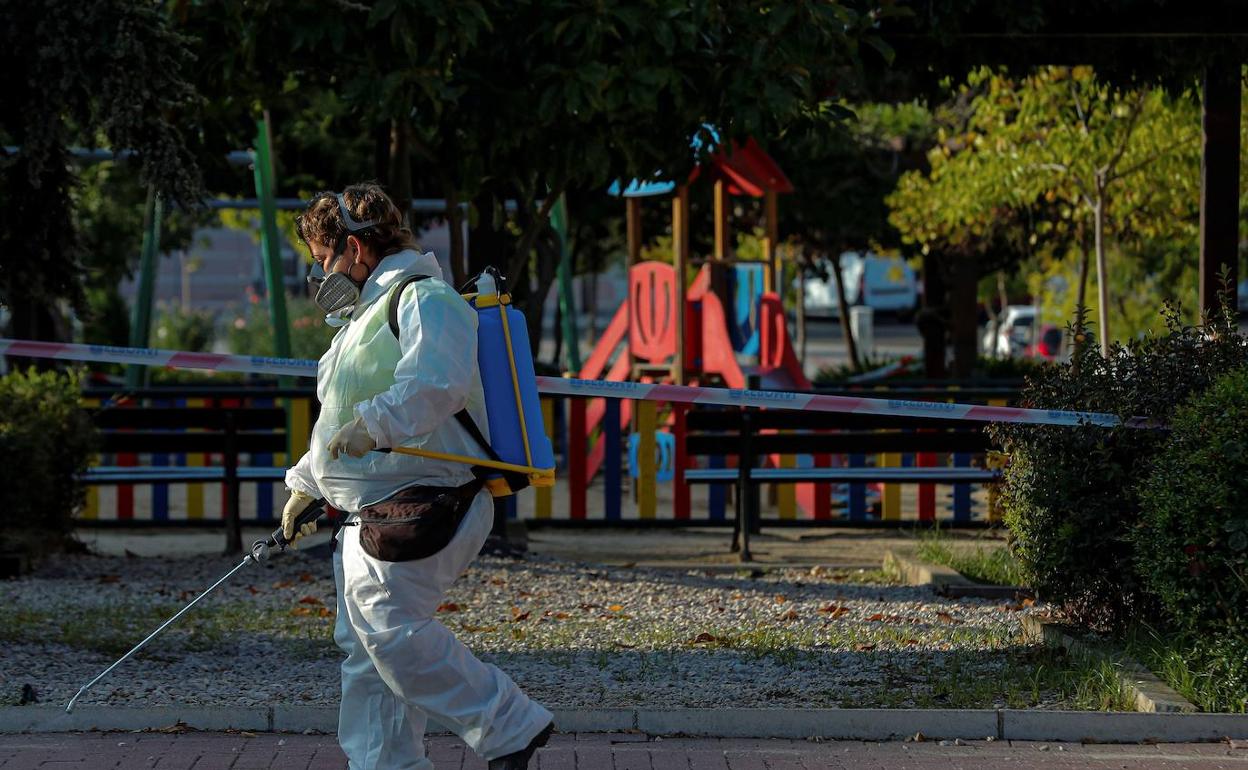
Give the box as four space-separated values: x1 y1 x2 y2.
975 355 1051 381
0 369 95 542
987 304 1248 629
1135 366 1248 637
888 66 1223 344
0 0 203 338
226 297 336 361
153 304 215 354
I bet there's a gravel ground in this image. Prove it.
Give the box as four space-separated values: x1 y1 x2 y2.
0 548 1067 712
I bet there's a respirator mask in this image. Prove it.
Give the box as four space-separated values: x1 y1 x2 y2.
304 193 381 316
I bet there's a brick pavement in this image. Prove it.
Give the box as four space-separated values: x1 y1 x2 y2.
1 733 1246 770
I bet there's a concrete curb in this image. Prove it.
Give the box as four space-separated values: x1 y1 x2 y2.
3 706 1245 742
883 549 1031 600
1021 616 1197 714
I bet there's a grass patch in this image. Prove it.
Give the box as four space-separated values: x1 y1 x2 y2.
861 647 1135 710
1123 625 1248 713
0 601 336 658
916 529 1025 586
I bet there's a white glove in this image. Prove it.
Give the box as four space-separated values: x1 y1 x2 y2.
327 415 378 460
281 490 318 546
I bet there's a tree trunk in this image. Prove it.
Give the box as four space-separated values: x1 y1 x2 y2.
919 252 948 379
388 119 412 228
446 184 466 288
829 253 860 370
949 254 979 379
1093 193 1110 357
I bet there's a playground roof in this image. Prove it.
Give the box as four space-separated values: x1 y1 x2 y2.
608 136 793 198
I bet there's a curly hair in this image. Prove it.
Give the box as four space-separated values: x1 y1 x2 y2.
296 183 417 257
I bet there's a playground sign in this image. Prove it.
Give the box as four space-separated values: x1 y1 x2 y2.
0 338 1147 429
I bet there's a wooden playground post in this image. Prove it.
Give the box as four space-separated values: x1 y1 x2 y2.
713 180 731 261
672 186 689 385
763 190 779 294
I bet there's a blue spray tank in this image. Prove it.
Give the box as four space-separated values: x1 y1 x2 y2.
470 269 556 492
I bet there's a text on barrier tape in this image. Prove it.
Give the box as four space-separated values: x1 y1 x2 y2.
0 338 1145 429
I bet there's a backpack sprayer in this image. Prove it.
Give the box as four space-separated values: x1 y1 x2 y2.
64 502 326 713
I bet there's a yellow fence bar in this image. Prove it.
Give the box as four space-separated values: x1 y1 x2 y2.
535 398 554 519
777 432 796 520
881 452 902 520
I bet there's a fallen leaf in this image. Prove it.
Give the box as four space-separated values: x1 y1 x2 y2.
854 643 877 652
546 611 571 620
489 578 505 586
462 624 497 633
607 604 625 613
98 575 121 584
866 613 885 622
298 596 322 606
290 607 314 616
819 604 849 618
781 609 800 621
1002 602 1025 612
298 572 314 583
579 603 599 611
691 632 718 644
272 580 293 590
438 602 461 613
935 611 954 624
904 638 919 646
317 607 333 618
510 607 531 622
731 593 744 600
245 586 259 595
1022 598 1036 607
773 595 787 604
517 589 534 597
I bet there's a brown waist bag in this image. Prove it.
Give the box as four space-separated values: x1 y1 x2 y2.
356 480 485 562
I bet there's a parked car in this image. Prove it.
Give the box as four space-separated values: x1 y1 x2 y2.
801 252 918 319
981 305 1037 358
1023 324 1065 361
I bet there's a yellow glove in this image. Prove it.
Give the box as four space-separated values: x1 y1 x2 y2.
327 415 378 460
282 490 318 546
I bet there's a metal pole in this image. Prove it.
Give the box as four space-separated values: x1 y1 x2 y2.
66 555 255 713
126 187 161 389
254 112 292 362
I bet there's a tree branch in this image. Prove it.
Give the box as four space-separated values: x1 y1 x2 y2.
1100 91 1146 180
506 179 567 288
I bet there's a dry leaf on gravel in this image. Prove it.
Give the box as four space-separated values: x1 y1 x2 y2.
780 609 800 621
690 632 718 644
298 573 314 583
438 602 461 613
607 604 625 613
935 611 955 624
510 607 532 622
866 613 885 622
818 604 849 618
297 596 322 605
773 595 787 604
854 643 876 652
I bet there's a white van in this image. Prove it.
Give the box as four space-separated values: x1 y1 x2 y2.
801 252 918 319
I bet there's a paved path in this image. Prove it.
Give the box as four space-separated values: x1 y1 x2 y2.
2 733 1246 769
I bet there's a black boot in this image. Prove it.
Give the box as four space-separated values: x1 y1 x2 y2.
488 722 554 769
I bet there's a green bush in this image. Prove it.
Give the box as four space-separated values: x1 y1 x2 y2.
1135 365 1248 636
987 305 1248 629
0 369 96 545
153 303 215 353
226 297 336 361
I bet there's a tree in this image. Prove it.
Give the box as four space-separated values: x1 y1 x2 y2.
889 67 1210 365
772 101 936 369
172 1 897 351
0 0 204 342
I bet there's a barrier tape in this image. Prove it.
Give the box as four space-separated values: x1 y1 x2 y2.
1 338 1145 429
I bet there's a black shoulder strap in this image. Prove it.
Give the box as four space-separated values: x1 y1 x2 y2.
387 274 431 340
387 273 529 494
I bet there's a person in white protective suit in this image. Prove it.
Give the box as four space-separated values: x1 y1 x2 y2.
281 184 553 770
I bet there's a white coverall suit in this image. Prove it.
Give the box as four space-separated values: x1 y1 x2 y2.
285 249 552 769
